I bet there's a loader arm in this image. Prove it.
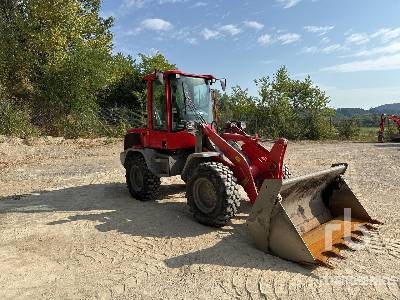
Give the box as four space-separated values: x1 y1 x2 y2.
388 115 400 128
200 124 287 204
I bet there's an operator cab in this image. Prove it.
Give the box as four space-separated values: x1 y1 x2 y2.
170 74 213 131
128 70 225 150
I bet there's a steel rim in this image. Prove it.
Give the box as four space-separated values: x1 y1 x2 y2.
193 177 218 214
130 165 144 192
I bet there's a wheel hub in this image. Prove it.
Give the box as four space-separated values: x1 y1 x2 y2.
130 165 144 191
193 177 218 214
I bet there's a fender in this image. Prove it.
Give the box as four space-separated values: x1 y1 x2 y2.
121 148 161 175
121 148 190 177
181 152 220 182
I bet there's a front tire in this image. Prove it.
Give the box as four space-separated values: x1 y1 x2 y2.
187 162 241 227
126 155 161 201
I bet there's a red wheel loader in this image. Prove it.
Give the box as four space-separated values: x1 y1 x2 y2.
120 70 380 267
378 113 400 142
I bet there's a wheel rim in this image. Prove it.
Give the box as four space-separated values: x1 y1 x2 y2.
130 165 144 192
193 177 218 214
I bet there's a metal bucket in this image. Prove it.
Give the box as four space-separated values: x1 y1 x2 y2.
247 164 380 267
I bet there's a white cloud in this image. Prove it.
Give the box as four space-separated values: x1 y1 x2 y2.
191 1 206 7
322 44 343 54
158 0 187 3
302 44 344 54
186 37 198 44
276 0 301 9
220 24 242 36
321 36 330 44
304 25 334 36
352 41 400 57
345 33 370 45
278 33 301 45
257 34 272 46
302 46 318 54
200 25 242 40
244 21 264 30
121 0 149 9
201 28 220 40
322 53 400 72
141 18 172 31
371 27 400 43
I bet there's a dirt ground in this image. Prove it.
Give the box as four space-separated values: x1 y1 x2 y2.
0 136 399 299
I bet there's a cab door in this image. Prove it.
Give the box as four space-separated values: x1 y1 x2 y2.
147 79 168 149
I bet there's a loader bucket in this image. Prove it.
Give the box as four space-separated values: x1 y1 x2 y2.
247 164 380 267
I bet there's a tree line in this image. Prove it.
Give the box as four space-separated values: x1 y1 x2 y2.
0 0 368 140
0 0 176 138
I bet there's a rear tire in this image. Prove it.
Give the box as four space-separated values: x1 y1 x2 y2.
187 162 241 227
126 155 161 201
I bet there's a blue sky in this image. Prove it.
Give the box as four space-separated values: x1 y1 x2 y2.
101 0 400 109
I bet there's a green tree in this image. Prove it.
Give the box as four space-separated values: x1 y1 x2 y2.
254 66 334 139
337 118 360 139
100 51 176 110
255 68 296 138
137 52 177 75
0 0 115 137
226 86 258 132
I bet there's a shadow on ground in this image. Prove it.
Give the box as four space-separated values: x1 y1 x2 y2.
0 183 314 275
374 143 400 148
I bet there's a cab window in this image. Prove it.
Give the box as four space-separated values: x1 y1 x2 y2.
152 80 167 131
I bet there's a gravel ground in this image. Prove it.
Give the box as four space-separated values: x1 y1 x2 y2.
0 137 399 299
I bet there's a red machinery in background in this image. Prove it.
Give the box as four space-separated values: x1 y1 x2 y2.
378 114 400 142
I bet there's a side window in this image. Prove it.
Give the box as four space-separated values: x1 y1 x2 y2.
141 87 148 127
152 80 167 131
170 78 186 132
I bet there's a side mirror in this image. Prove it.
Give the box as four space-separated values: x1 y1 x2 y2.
156 71 164 85
220 78 227 91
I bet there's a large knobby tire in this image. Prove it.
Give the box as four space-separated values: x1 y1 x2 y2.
126 155 161 201
187 162 241 227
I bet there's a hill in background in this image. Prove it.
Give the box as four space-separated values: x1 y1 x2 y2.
370 103 400 114
336 103 400 118
335 103 400 127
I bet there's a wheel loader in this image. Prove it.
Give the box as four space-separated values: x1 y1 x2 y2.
378 113 400 142
120 70 380 267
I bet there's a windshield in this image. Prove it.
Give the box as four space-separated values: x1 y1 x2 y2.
170 75 213 131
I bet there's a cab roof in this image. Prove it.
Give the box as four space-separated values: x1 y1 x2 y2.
143 70 216 81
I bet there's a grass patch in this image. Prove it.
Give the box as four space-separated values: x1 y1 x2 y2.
354 127 378 142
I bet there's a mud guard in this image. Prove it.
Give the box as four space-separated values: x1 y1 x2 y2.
181 152 220 182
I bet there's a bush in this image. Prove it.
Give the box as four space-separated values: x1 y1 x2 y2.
337 118 360 140
51 111 102 139
0 100 39 137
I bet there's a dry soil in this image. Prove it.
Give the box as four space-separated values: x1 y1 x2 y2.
0 137 399 299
